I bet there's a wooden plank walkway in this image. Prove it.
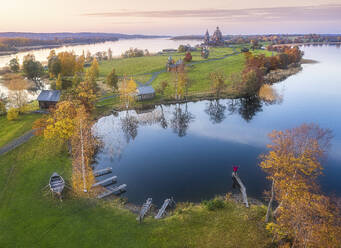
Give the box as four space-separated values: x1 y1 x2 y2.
93 167 112 177
137 198 153 222
155 198 171 219
232 172 249 207
91 176 117 188
97 184 127 199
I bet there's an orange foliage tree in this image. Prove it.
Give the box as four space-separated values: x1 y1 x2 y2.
260 124 341 247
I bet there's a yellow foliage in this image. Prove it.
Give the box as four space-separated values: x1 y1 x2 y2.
55 73 62 90
7 108 19 121
71 106 96 195
119 77 137 108
43 101 77 140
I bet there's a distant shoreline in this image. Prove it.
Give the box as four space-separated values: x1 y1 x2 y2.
0 37 171 57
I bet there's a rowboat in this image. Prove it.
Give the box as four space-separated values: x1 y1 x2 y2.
49 172 65 195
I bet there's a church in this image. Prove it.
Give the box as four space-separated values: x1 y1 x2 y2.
203 27 224 46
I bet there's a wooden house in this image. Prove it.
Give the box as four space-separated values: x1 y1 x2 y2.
136 86 155 101
37 90 61 109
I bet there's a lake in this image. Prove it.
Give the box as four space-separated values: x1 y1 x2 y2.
0 38 200 68
93 45 340 206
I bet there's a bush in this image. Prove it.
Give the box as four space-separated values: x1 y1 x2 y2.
0 99 6 115
178 45 186 53
7 108 19 121
184 52 192 62
121 48 144 58
202 198 225 211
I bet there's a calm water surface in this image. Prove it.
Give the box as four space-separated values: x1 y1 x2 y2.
93 45 341 206
0 38 200 68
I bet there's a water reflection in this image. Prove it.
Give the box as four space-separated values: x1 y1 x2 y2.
93 46 341 205
205 100 226 124
171 103 195 137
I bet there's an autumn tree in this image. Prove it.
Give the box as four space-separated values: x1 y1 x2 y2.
55 73 62 90
47 50 61 78
72 73 82 88
7 74 29 112
75 81 96 112
210 71 226 97
75 55 85 74
9 57 20 72
0 96 6 115
119 77 137 109
71 106 95 194
43 101 77 141
106 68 118 91
85 58 99 89
7 108 19 121
58 51 76 76
260 124 341 247
184 52 192 62
22 54 43 82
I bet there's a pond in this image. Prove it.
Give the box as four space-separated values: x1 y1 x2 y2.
93 45 341 206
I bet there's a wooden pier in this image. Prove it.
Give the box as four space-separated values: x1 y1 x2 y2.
93 167 112 177
92 176 117 188
155 198 173 219
232 172 249 207
137 198 153 222
97 184 127 199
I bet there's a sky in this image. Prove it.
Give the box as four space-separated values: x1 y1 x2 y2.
1 0 341 35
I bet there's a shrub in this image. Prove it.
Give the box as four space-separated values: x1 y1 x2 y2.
7 108 19 121
178 45 186 53
184 52 192 62
0 101 6 115
202 198 225 211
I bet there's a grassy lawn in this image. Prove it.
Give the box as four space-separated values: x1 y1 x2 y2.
0 137 272 247
0 113 41 148
98 47 235 77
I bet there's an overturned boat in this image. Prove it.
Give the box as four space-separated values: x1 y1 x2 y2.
49 172 65 195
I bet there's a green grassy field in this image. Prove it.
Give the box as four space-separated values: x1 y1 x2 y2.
98 47 235 78
0 137 272 247
0 113 41 148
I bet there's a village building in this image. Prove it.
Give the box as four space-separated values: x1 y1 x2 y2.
203 27 225 46
37 90 61 109
136 85 155 101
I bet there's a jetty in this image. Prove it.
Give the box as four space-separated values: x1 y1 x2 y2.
232 172 249 207
93 167 112 177
137 198 153 222
92 176 117 188
155 198 175 219
97 184 127 199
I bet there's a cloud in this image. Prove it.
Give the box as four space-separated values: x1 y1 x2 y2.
83 4 341 23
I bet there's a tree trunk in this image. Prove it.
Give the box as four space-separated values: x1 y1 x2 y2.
265 179 275 222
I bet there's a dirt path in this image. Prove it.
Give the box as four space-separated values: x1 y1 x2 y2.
0 130 35 156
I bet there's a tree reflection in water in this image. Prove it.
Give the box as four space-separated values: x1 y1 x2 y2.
121 112 138 143
205 100 226 124
171 103 195 137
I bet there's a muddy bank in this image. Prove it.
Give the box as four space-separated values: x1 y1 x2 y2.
264 66 302 84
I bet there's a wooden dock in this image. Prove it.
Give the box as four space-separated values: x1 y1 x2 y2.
93 167 112 177
92 176 117 188
232 172 249 207
155 199 172 219
137 198 153 222
97 184 127 199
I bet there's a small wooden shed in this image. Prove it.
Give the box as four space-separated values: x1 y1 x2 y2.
37 90 61 109
136 86 155 101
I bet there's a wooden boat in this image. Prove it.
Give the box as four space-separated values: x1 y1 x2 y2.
49 172 65 195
